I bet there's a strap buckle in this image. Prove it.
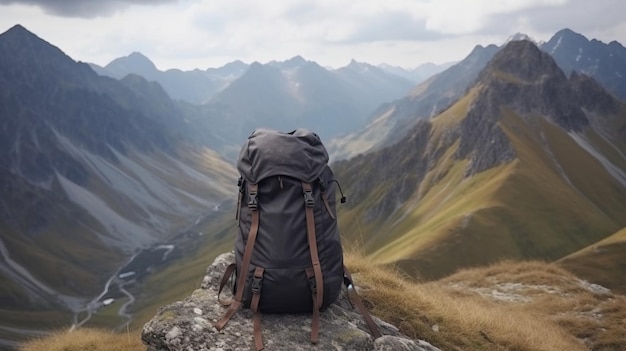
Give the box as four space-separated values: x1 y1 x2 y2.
251 276 263 294
304 190 314 208
248 192 258 210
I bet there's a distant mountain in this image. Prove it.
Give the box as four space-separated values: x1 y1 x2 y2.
335 59 417 104
90 52 248 104
101 51 160 79
0 24 236 341
92 53 415 147
204 56 415 145
334 40 626 288
541 28 626 100
330 44 499 160
505 32 536 44
331 28 626 160
378 61 456 83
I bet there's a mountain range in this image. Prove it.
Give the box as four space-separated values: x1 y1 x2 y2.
1 23 626 349
334 40 626 288
93 54 423 149
0 24 236 346
91 53 452 106
331 28 626 160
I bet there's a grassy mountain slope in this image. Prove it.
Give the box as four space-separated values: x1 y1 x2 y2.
558 226 626 294
0 25 238 347
335 41 626 286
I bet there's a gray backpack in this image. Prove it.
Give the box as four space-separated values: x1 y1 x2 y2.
214 129 380 350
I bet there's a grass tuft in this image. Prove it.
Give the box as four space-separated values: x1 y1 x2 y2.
18 328 143 351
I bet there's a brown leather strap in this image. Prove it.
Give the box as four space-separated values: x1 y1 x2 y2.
214 183 260 331
251 267 265 351
213 300 241 330
217 263 237 306
305 268 320 344
302 182 324 309
235 189 243 221
322 192 335 219
343 266 382 339
235 183 259 303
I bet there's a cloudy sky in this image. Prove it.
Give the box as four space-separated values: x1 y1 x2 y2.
1 0 625 71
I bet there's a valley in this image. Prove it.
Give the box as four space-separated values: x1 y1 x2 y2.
2 22 626 351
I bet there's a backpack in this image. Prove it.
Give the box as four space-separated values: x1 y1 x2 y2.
213 128 381 350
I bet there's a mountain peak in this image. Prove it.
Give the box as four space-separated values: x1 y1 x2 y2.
127 51 150 60
347 59 371 67
505 32 535 44
553 28 587 41
286 55 306 64
3 24 29 36
108 51 157 69
486 40 564 82
1 24 49 47
478 39 593 132
543 28 590 55
277 55 310 70
104 51 158 78
0 23 88 82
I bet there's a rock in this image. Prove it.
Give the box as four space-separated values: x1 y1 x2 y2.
142 252 441 351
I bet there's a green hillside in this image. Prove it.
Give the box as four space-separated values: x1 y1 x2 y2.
337 81 626 281
558 226 626 294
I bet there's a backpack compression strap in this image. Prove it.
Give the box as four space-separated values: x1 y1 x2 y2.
302 182 324 343
250 267 265 351
217 263 236 306
343 266 383 339
214 183 260 331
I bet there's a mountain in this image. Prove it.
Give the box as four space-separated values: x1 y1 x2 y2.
0 24 236 344
330 44 499 160
335 59 417 105
204 56 415 145
91 53 247 104
330 28 626 161
541 28 626 100
93 53 414 150
334 40 626 288
100 51 160 80
558 226 626 294
378 61 456 84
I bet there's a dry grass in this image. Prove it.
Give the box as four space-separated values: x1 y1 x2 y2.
19 253 626 351
345 250 626 351
18 328 144 351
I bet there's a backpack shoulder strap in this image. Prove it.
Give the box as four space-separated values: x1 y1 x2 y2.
343 266 382 339
214 183 260 331
302 181 324 343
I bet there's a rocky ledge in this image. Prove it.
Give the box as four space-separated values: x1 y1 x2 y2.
142 252 440 351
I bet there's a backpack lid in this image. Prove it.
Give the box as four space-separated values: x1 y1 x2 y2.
237 128 329 184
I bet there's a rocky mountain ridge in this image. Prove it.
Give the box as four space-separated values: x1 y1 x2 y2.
91 52 247 104
0 24 237 344
541 28 626 100
331 28 626 161
334 39 626 284
93 53 416 145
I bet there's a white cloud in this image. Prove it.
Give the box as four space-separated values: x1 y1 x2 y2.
1 0 625 70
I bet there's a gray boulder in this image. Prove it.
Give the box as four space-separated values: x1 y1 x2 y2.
142 252 441 351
